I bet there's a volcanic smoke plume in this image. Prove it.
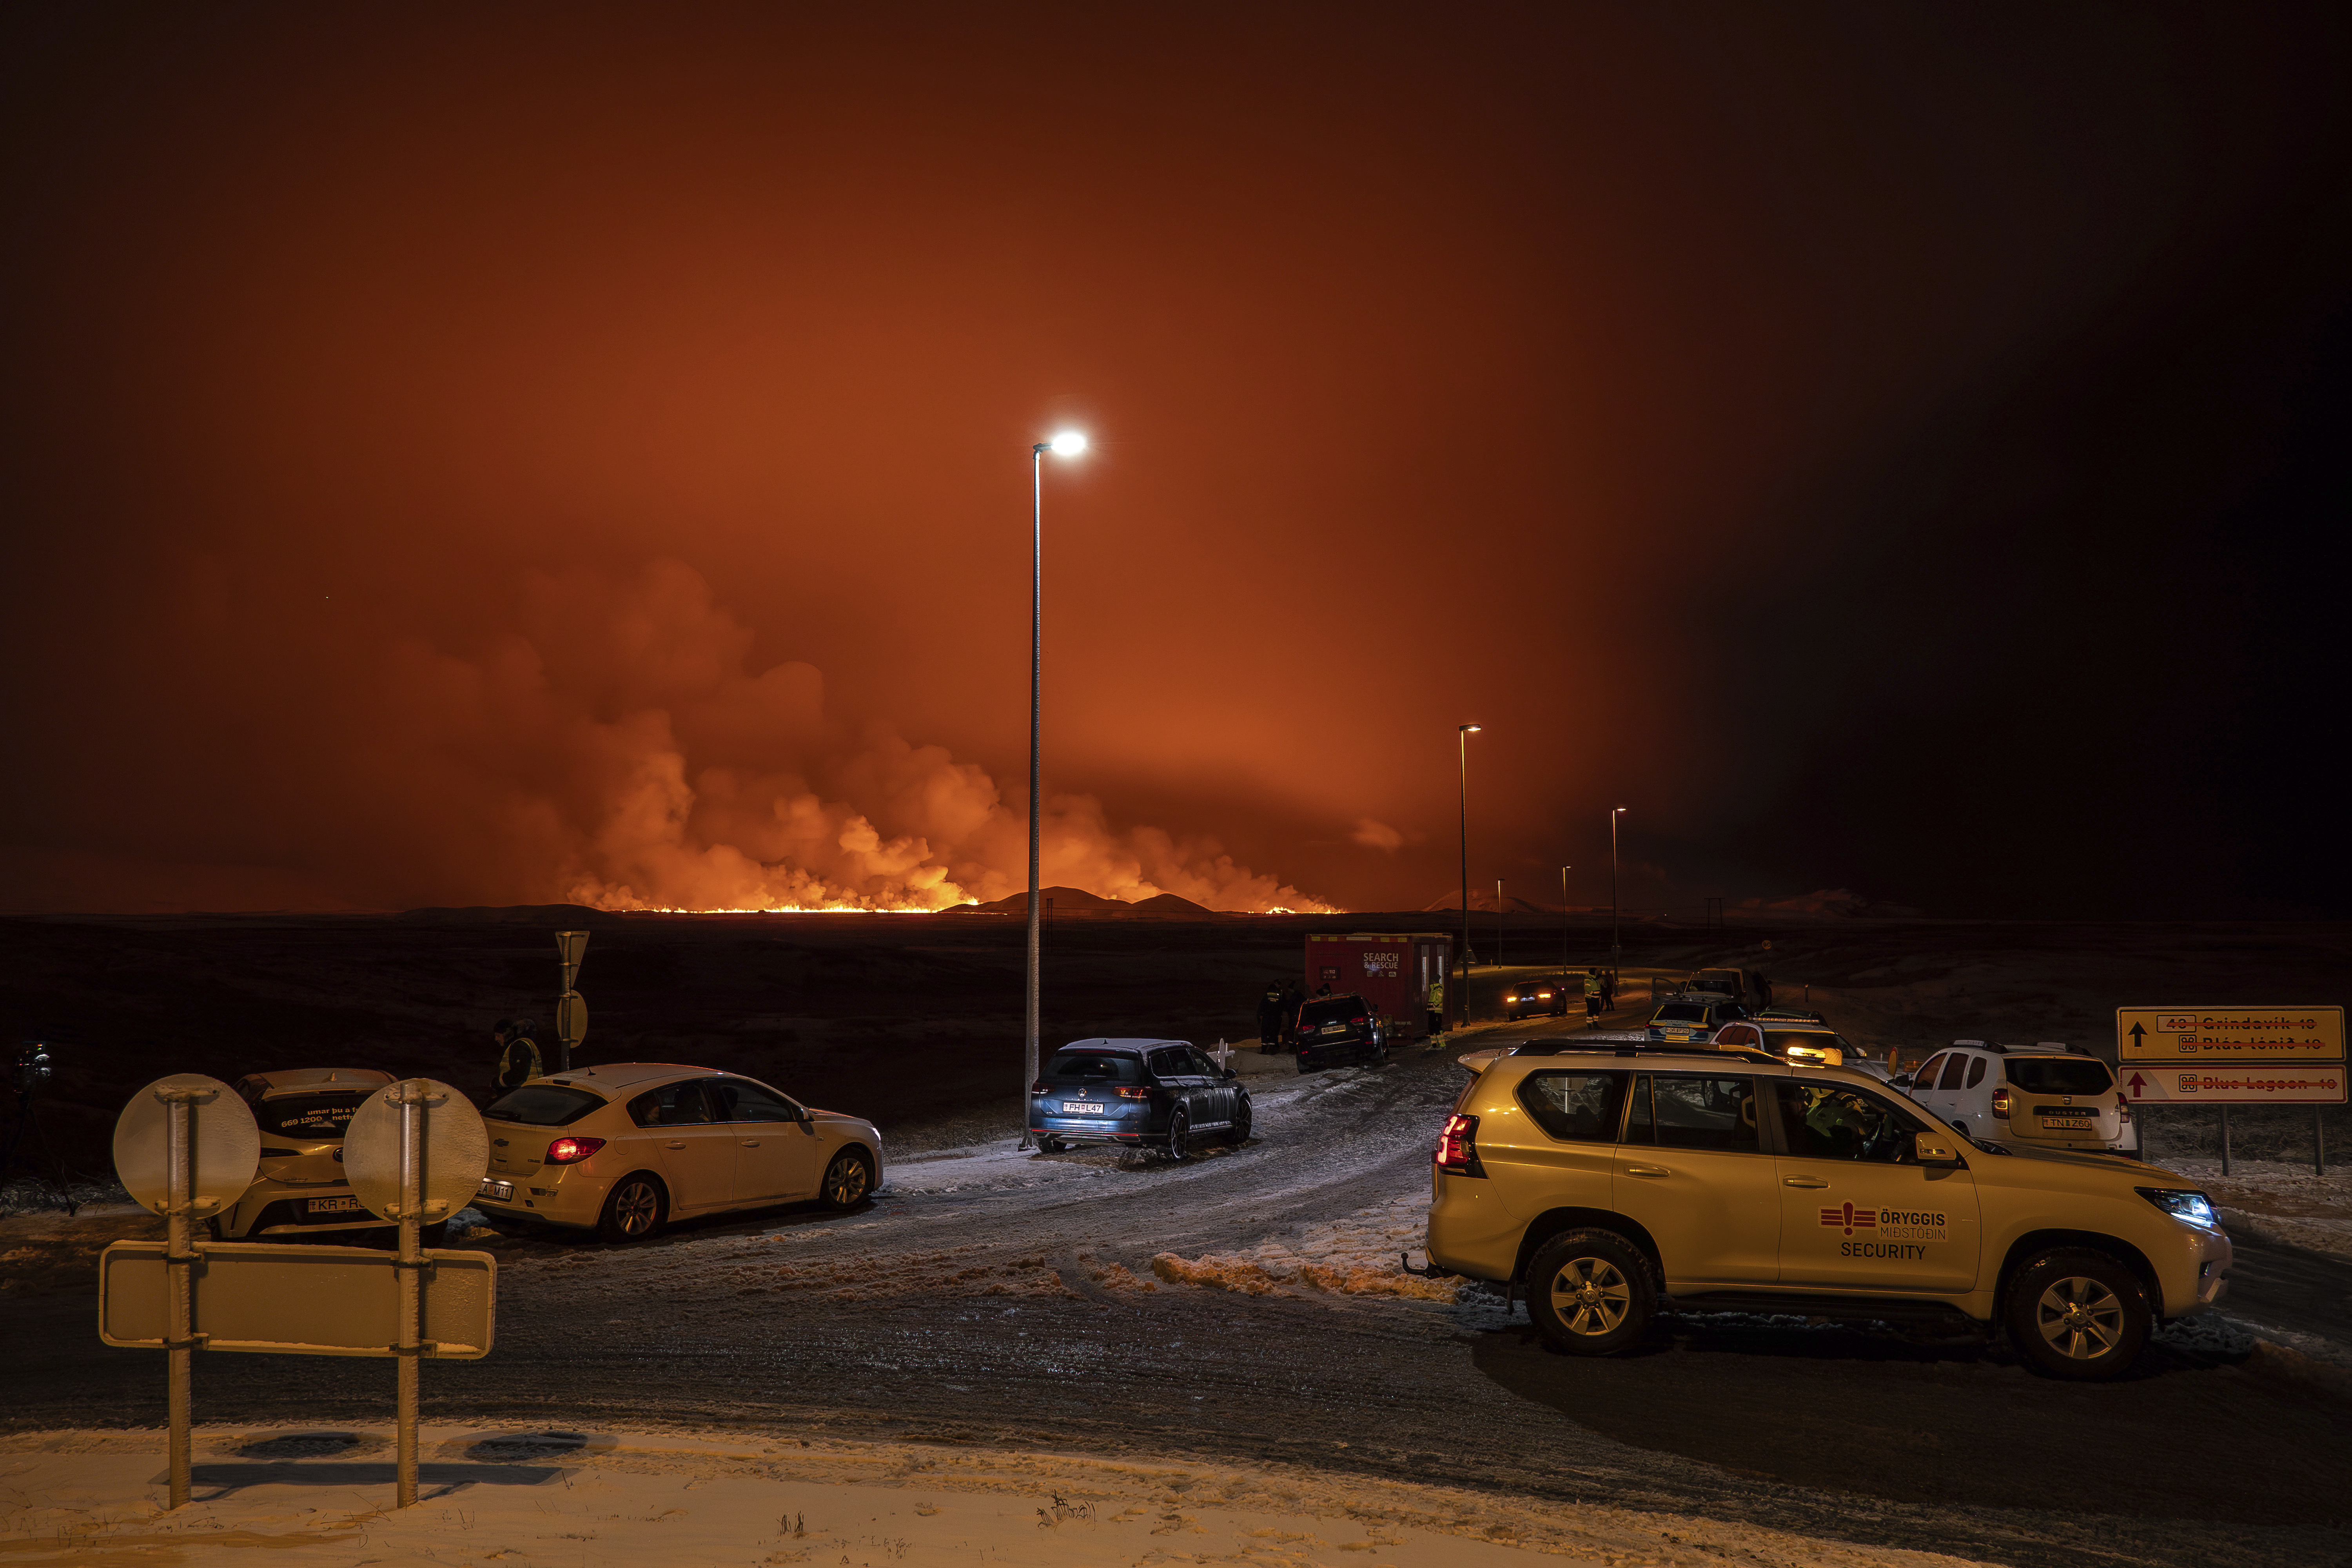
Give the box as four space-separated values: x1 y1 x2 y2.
367 562 1328 914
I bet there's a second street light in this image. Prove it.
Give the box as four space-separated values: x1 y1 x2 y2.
1020 430 1087 1150
1610 806 1627 986
1456 725 1481 1011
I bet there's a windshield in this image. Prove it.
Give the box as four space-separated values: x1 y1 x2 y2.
2006 1057 2114 1095
1044 1051 1140 1082
253 1091 371 1141
1299 999 1366 1026
1653 1004 1707 1023
484 1083 605 1127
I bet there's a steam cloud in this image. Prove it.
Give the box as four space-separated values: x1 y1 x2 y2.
379 562 1333 914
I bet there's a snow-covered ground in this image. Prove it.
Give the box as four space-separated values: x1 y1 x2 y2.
0 1424 1995 1568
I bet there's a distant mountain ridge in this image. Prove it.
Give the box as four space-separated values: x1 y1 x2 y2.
963 886 1215 916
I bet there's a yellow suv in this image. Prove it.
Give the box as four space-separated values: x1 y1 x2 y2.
1427 1044 2231 1381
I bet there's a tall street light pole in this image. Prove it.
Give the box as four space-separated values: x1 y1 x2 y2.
1456 725 1481 998
1609 806 1627 985
1021 430 1087 1150
1560 865 1571 982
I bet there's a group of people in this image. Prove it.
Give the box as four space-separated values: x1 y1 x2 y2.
1254 979 1308 1049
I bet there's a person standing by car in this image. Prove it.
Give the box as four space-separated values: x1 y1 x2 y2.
492 1018 542 1093
1598 971 1617 1013
1583 969 1603 1026
1425 976 1446 1044
1257 983 1283 1049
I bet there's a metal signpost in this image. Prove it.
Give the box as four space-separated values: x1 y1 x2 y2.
554 929 590 1075
2115 1006 2345 1175
342 1078 492 1506
103 1075 493 1511
109 1075 261 1509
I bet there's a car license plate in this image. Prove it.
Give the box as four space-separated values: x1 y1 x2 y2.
1321 1024 1345 1033
2040 1116 2092 1131
307 1196 364 1216
477 1179 514 1202
1062 1102 1105 1114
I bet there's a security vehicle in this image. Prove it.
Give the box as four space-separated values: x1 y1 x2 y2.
475 1063 882 1243
1293 994 1389 1073
1716 1011 1860 1067
212 1069 407 1243
1896 1042 2134 1154
1030 1038 1249 1157
1686 968 1751 1005
1426 1043 2228 1380
1646 993 1748 1046
1504 978 1569 1021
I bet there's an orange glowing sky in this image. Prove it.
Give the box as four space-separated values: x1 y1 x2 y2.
0 7 2344 916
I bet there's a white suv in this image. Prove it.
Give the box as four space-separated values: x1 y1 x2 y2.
1898 1043 2136 1155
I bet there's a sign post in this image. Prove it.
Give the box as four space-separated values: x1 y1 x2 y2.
555 929 590 1076
2115 1007 2344 1177
110 1074 261 1508
342 1078 489 1507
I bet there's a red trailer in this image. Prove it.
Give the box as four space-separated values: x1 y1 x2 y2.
1304 932 1453 1040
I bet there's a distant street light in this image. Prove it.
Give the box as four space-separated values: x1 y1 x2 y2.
1020 430 1086 1150
1456 725 1482 997
1560 865 1572 982
1496 879 1504 973
1610 806 1627 984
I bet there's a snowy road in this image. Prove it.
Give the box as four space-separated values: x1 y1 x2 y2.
11 1033 2351 1568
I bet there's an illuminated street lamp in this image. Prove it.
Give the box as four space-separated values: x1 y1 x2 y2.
1609 806 1627 984
1020 430 1086 1149
1456 724 1481 1001
1559 865 1572 982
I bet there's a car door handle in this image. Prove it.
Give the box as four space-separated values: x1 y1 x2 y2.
1783 1176 1831 1189
740 1139 760 1148
664 1140 686 1150
1623 1165 1669 1178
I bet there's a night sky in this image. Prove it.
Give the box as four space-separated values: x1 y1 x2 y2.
0 5 2345 919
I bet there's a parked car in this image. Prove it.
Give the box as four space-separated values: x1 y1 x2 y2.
1504 978 1569 1021
1893 1042 2134 1155
1294 994 1389 1072
1030 1038 1249 1158
211 1069 406 1243
1646 993 1748 1046
1717 1011 1860 1067
1428 1042 2228 1381
1686 968 1751 1005
474 1063 882 1243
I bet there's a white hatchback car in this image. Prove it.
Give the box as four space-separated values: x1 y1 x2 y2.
474 1063 884 1242
1896 1042 2136 1155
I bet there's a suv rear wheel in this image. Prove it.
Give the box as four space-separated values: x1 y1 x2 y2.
2005 1248 2149 1380
1526 1229 1655 1356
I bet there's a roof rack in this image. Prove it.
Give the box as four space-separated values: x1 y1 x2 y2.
1509 1041 1779 1065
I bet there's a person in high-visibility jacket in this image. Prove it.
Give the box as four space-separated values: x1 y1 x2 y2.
1583 969 1604 1027
1425 978 1446 1046
493 1019 543 1093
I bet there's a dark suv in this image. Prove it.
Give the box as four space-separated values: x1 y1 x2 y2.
1029 1038 1250 1159
1293 994 1388 1073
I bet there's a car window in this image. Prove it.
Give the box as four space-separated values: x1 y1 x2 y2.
1045 1051 1140 1082
1147 1047 1192 1078
1653 1004 1707 1023
1912 1053 1947 1089
708 1079 800 1122
1965 1056 1987 1088
1626 1074 1760 1154
486 1083 607 1127
1517 1071 1630 1143
252 1091 372 1140
627 1080 713 1128
2006 1057 2116 1095
1771 1082 1918 1163
1938 1054 1972 1091
1183 1046 1221 1076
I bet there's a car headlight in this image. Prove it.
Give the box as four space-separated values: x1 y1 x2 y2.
2137 1187 2217 1227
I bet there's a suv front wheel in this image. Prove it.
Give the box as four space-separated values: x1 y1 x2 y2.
1526 1229 1655 1356
2005 1248 2150 1381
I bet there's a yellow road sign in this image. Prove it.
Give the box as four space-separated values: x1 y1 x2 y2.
2117 1063 2346 1105
99 1241 495 1358
2116 1006 2343 1063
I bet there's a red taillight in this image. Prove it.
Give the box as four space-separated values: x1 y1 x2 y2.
1436 1113 1484 1176
545 1136 606 1165
1989 1088 2011 1121
1032 1080 1049 1093
1116 1085 1151 1099
1351 1016 1368 1026
2116 1091 2131 1124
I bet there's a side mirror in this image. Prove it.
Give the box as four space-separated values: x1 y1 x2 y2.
1222 1068 1237 1081
1914 1130 1962 1166
1890 1073 1913 1089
